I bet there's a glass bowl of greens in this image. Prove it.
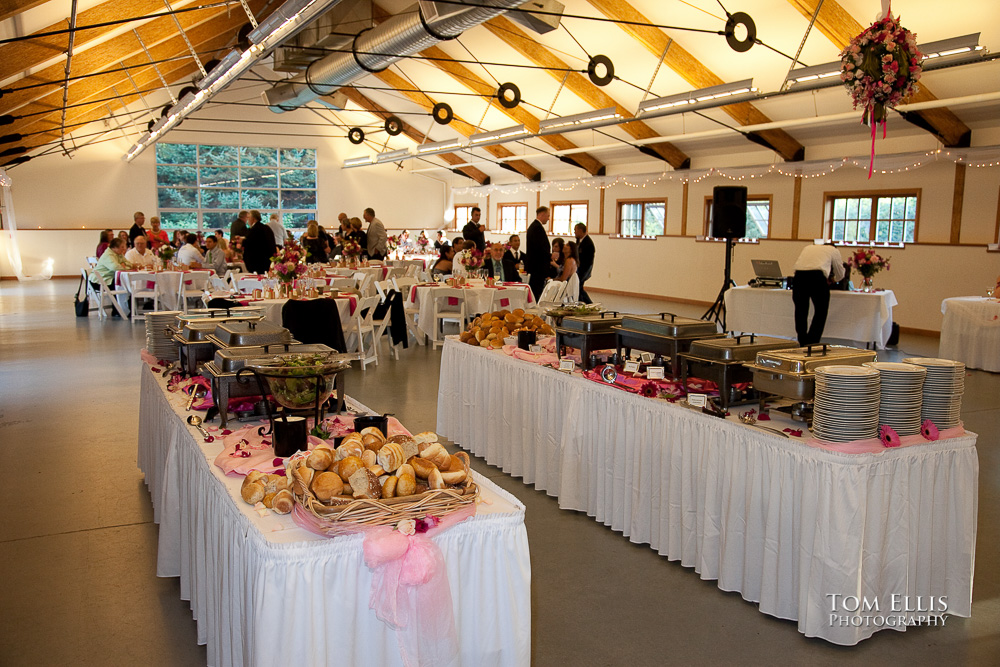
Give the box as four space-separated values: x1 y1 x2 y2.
247 353 352 410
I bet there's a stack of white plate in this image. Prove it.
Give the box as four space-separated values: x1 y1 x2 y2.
863 362 926 435
146 311 180 360
812 365 881 442
902 357 965 428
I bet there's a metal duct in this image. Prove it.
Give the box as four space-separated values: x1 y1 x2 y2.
263 0 527 112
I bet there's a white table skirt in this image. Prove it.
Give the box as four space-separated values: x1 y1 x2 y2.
940 297 1000 372
139 367 531 667
436 338 978 645
725 286 898 349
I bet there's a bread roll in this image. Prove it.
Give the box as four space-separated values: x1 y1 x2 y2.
428 468 445 490
409 456 436 479
271 489 294 514
381 476 397 499
290 463 314 496
262 492 277 508
241 480 265 504
367 464 385 477
413 431 439 445
414 482 429 495
335 440 364 461
361 449 378 468
360 426 385 441
387 434 414 445
362 433 384 452
420 443 451 471
306 446 334 470
244 470 266 486
312 471 344 501
396 463 414 479
338 455 364 483
341 432 364 447
376 442 405 472
440 468 467 485
396 472 416 497
349 467 382 499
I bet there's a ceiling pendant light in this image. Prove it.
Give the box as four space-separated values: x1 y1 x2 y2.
587 55 614 86
384 116 403 136
348 127 365 144
432 102 453 125
497 82 521 109
725 12 756 52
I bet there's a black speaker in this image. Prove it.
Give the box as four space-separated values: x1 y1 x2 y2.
711 186 747 238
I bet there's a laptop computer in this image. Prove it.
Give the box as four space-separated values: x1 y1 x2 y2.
751 259 784 280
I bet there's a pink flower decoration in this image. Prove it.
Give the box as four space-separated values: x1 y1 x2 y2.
221 429 233 436
639 381 659 398
757 413 771 421
151 366 162 373
921 419 940 441
879 424 902 448
783 428 803 437
272 457 284 466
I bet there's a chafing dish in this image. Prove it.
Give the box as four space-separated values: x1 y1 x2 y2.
677 334 798 409
744 344 877 420
203 345 345 427
207 320 293 349
171 323 224 376
555 312 624 370
613 313 724 377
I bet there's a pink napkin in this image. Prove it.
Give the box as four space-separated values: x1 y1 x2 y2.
145 280 157 290
447 297 459 306
805 423 966 454
336 294 358 315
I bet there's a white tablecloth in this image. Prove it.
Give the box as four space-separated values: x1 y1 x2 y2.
725 286 898 348
246 296 353 327
412 283 533 339
436 338 978 645
119 270 213 311
138 367 531 667
940 297 1000 372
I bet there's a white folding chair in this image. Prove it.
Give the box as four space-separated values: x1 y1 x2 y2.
86 256 98 268
372 280 400 360
330 277 356 291
385 267 406 280
526 280 567 316
177 272 211 312
209 275 230 292
224 269 244 289
129 274 160 322
90 269 130 320
488 287 528 313
392 276 424 346
354 271 375 296
343 295 380 370
429 288 468 350
236 276 264 293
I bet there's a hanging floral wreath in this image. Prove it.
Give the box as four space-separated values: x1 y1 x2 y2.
840 11 922 176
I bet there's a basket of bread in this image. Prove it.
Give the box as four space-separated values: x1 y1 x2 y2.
284 428 478 526
459 308 554 349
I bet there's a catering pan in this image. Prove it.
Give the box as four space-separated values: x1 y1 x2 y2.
685 334 798 362
212 343 317 373
556 312 623 370
744 344 877 402
177 321 219 342
614 313 724 378
619 313 720 338
677 335 799 409
559 311 622 333
208 320 293 348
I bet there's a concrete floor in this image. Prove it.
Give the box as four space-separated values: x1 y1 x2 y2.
1 279 997 666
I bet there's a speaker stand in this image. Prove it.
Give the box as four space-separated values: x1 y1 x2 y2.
702 237 736 331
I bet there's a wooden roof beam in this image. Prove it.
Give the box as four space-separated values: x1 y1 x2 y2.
372 67 542 181
786 0 971 147
0 0 47 23
587 0 805 162
336 87 490 184
483 15 690 169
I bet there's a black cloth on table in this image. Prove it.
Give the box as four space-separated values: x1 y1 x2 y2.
371 291 409 348
281 299 348 352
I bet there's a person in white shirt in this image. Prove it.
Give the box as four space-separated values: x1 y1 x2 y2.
203 234 227 276
176 234 205 268
267 213 287 248
124 234 157 268
792 241 846 345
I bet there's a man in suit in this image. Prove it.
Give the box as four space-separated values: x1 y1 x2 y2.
484 243 519 283
574 223 595 304
128 211 146 247
363 207 387 259
524 206 550 300
242 209 276 274
230 210 249 241
462 207 486 251
503 234 524 268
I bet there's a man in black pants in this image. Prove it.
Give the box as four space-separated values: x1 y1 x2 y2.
791 241 845 346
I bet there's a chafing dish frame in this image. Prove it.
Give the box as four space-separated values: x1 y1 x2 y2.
614 326 726 378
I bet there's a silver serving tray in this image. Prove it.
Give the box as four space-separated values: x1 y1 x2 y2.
558 312 623 333
211 320 292 347
618 312 719 338
684 334 798 363
751 344 877 374
178 322 219 342
212 343 331 372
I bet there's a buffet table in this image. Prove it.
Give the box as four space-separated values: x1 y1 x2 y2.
725 286 897 349
437 338 978 645
138 365 531 666
940 297 1000 372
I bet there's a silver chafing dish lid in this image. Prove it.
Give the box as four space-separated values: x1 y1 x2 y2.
211 320 293 347
618 312 720 338
558 311 623 333
685 334 798 362
212 343 329 372
750 344 877 375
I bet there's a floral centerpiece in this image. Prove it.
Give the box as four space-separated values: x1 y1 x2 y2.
157 244 175 268
847 248 891 292
342 238 362 259
386 234 399 252
458 248 484 269
417 235 429 251
270 239 307 284
840 11 922 177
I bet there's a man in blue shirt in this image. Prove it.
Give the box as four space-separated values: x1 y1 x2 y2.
485 243 518 283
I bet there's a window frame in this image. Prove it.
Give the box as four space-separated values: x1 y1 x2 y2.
615 198 667 238
823 189 921 246
496 202 529 235
549 200 589 236
155 143 317 232
701 194 772 242
453 204 477 231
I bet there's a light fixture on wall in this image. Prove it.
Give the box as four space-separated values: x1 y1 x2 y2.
784 62 842 91
468 124 529 147
636 79 758 119
376 147 412 163
416 138 467 155
538 107 622 135
343 155 375 168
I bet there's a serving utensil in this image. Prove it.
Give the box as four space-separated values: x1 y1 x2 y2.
738 411 790 437
186 415 215 442
185 385 203 410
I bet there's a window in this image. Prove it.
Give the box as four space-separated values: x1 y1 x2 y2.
550 202 588 235
703 196 771 240
617 199 665 236
497 203 528 234
826 192 918 244
155 143 317 231
454 204 476 231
